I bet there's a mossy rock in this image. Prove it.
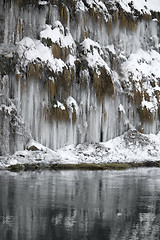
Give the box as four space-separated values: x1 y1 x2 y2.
28 145 39 151
8 164 23 172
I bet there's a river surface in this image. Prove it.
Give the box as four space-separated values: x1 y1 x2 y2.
0 168 160 240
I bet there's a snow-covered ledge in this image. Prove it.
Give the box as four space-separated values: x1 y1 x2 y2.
1 130 160 170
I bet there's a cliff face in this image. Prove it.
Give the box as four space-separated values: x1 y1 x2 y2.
0 0 160 155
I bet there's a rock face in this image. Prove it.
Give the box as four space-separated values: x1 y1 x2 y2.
0 0 160 155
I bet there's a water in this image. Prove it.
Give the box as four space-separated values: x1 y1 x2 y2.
0 168 160 240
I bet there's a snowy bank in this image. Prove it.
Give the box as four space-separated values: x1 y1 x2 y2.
1 130 160 170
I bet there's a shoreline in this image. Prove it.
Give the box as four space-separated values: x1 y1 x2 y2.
6 161 160 172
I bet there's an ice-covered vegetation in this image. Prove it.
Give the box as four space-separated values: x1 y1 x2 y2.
0 0 160 165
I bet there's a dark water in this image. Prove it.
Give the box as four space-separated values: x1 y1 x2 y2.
0 168 160 240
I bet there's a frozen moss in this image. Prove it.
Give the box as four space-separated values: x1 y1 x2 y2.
133 85 143 105
139 106 153 123
93 67 114 102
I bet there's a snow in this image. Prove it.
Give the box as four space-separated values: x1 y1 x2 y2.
40 23 75 49
76 0 160 15
118 104 125 113
123 48 160 111
66 96 79 114
17 37 65 72
1 129 160 169
53 101 65 110
106 45 116 55
81 38 110 74
76 0 86 12
17 22 76 72
38 1 48 5
0 103 16 115
117 0 160 14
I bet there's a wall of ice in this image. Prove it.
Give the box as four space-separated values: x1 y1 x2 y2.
0 0 160 154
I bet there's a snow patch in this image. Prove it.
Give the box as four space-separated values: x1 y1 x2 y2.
81 38 110 74
117 0 160 14
40 23 75 50
17 37 65 72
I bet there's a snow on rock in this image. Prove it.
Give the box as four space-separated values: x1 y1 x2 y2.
53 101 65 110
122 48 160 112
81 38 110 74
76 0 160 16
40 23 75 50
78 0 110 22
76 0 87 12
17 37 65 72
26 139 61 158
117 0 160 14
66 96 79 114
1 130 160 169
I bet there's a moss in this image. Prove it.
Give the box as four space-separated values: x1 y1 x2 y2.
44 100 77 124
27 62 41 79
44 101 69 122
139 125 144 134
63 47 69 62
72 106 77 123
93 67 114 102
8 164 23 172
83 30 89 39
158 103 160 120
24 164 40 171
18 19 22 40
138 106 153 122
60 4 68 26
112 11 119 23
43 67 73 116
53 104 69 122
50 162 130 170
144 90 150 101
155 90 160 102
7 161 160 172
20 78 27 92
0 54 17 76
51 43 62 59
28 146 39 151
141 14 152 21
46 79 56 98
12 0 39 6
51 43 69 62
103 110 107 121
44 37 52 48
133 85 143 105
150 80 155 88
119 12 137 31
89 7 95 19
106 18 112 33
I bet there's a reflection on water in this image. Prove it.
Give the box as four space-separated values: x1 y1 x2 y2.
0 168 160 239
